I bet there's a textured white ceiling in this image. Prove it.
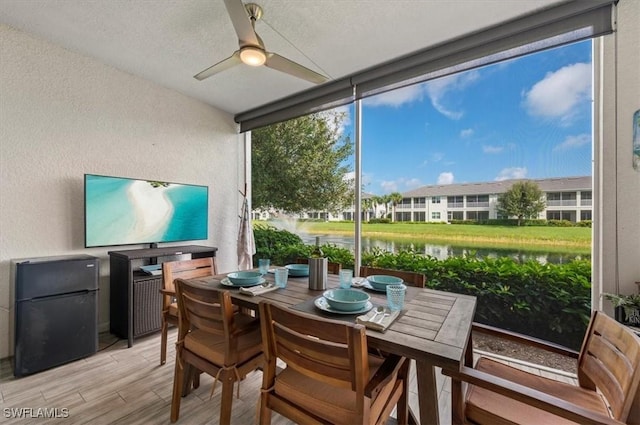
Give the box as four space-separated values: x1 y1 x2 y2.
0 0 568 116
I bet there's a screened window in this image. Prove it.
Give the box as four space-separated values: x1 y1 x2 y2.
467 211 489 221
413 197 426 208
396 212 412 222
447 196 464 208
467 194 490 207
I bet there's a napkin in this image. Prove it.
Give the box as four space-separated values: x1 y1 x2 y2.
356 308 400 332
238 284 279 296
351 277 369 288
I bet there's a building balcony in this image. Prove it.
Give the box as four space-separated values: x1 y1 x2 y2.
466 202 490 208
546 200 577 207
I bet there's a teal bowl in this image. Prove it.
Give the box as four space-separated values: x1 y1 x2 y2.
367 275 404 291
323 289 370 311
285 264 309 277
227 271 262 285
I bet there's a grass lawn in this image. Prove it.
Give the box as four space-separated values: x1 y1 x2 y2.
255 220 591 250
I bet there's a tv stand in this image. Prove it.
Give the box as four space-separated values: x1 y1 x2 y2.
108 245 217 347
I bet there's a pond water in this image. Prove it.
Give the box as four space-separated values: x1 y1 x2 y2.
297 233 590 264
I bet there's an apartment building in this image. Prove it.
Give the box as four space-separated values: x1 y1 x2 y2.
396 176 592 223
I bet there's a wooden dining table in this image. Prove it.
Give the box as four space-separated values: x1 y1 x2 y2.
189 270 477 425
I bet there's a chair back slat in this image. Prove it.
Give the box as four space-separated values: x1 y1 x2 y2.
180 292 226 335
260 301 369 392
273 322 352 383
162 257 216 293
578 311 640 420
174 279 236 358
360 266 426 288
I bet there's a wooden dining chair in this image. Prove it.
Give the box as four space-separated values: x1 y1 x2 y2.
257 300 410 425
360 266 426 288
160 257 217 365
443 311 640 425
171 278 263 424
295 257 342 274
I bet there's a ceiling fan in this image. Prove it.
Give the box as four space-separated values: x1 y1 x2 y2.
194 0 328 84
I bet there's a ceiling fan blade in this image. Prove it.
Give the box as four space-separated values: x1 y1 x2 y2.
223 0 260 47
193 51 241 81
264 53 328 84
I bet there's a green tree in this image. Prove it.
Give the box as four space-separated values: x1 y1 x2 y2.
497 181 546 226
371 195 384 218
361 197 373 221
389 192 403 222
252 111 353 213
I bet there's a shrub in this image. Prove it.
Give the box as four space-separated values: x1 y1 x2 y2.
576 220 592 228
547 219 574 227
367 218 391 224
253 227 591 349
253 224 304 266
363 249 590 349
253 225 354 268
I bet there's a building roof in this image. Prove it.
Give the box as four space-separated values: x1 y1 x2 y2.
402 176 592 198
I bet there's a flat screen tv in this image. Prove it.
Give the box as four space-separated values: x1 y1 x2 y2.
84 174 208 248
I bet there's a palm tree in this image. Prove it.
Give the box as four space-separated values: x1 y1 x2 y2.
380 194 392 219
371 195 384 218
389 192 403 222
361 197 373 221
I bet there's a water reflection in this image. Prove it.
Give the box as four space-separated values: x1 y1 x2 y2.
299 234 589 264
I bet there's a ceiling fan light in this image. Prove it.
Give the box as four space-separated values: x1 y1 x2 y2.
240 46 266 66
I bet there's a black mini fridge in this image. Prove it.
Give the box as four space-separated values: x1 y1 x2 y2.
14 255 99 377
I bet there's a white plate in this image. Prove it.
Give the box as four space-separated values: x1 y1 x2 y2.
351 278 386 292
314 297 373 315
220 277 266 288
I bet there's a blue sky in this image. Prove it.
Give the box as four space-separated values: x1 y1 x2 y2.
339 40 593 195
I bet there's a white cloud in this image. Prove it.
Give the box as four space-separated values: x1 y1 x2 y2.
425 71 480 120
363 69 481 118
460 128 474 138
482 145 504 154
523 62 591 123
380 180 398 192
379 177 423 193
364 85 425 107
343 171 355 181
422 152 445 166
495 167 527 181
405 178 422 189
437 172 454 185
553 133 591 151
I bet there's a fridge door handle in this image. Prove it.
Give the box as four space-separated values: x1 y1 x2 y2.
28 290 93 302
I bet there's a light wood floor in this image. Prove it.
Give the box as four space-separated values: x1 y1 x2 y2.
0 330 575 425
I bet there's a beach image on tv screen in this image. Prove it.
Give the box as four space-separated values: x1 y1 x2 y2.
85 175 208 247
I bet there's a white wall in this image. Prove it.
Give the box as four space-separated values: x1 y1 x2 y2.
0 24 244 359
595 0 640 311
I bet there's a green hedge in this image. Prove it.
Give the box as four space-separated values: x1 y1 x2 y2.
448 218 591 228
254 225 591 349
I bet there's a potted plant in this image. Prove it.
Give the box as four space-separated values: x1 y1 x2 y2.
603 293 640 326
